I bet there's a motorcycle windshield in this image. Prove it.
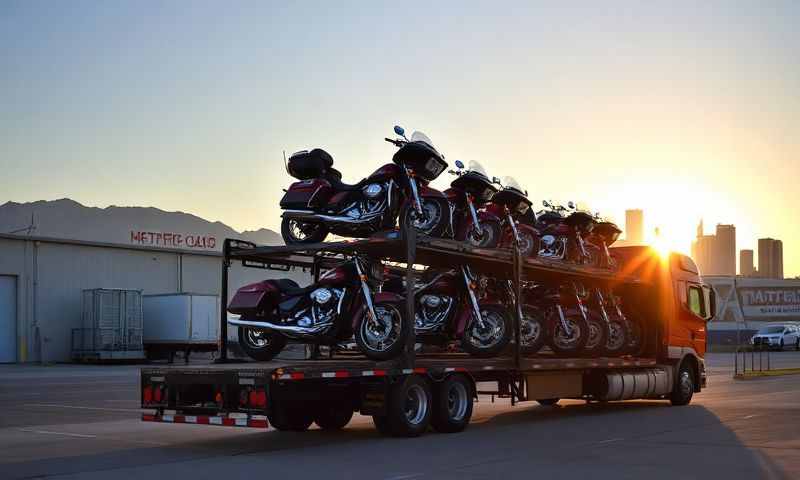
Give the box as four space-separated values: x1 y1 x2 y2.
467 160 489 178
410 131 440 155
502 176 525 194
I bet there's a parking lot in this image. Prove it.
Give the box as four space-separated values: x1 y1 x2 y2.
1 352 798 480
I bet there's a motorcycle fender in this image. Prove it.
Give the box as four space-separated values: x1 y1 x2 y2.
350 292 404 329
417 184 446 199
501 222 540 249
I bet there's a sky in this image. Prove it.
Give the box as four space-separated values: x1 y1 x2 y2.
1 1 799 275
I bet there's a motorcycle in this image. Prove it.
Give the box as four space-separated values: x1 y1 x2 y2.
587 216 622 269
483 277 547 355
386 265 513 357
444 160 501 248
522 281 590 356
535 201 601 266
482 176 540 258
279 125 449 244
227 254 409 361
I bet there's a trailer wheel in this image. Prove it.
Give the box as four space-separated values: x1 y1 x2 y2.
385 375 432 437
536 398 560 406
431 374 474 433
268 406 314 432
670 361 695 406
314 404 354 431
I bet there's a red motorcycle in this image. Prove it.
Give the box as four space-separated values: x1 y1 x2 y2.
386 265 513 357
279 126 449 244
444 160 500 248
587 216 622 269
227 254 409 361
521 281 591 356
481 176 539 258
535 201 601 266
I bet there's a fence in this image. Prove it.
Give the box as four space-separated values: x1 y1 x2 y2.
734 346 771 376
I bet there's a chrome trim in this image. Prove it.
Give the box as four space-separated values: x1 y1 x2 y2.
461 266 484 328
228 317 331 336
281 209 384 225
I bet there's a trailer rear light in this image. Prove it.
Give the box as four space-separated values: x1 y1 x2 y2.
215 391 224 407
253 390 267 408
153 385 163 403
143 386 153 404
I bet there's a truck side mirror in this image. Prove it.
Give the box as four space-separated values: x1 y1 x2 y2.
704 285 716 321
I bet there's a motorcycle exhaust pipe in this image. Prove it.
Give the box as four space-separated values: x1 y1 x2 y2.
281 209 383 225
228 317 330 336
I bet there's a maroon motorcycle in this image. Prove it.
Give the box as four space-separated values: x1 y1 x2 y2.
481 176 539 258
387 265 513 357
521 281 591 356
227 254 409 361
587 216 622 269
444 160 501 248
279 126 449 244
535 201 601 266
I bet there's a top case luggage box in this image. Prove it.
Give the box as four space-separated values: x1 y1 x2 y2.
287 148 334 180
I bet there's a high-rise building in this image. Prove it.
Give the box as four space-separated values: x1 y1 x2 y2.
758 238 784 279
625 209 644 244
691 221 736 276
715 224 736 276
739 249 755 276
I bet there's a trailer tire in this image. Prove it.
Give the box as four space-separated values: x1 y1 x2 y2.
536 398 560 406
386 375 432 437
431 374 473 433
268 406 314 432
670 361 695 406
314 404 354 431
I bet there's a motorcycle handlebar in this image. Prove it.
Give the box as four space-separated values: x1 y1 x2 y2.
384 138 403 147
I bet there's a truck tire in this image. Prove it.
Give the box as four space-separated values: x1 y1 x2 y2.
269 406 314 432
537 398 560 406
431 374 473 433
238 326 287 362
386 375 432 437
314 404 354 431
670 361 695 406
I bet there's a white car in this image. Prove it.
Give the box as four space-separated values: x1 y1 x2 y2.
750 324 800 351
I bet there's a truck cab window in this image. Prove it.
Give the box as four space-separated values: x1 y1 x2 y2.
687 286 704 317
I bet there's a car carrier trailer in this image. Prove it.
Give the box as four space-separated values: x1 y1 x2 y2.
141 227 712 436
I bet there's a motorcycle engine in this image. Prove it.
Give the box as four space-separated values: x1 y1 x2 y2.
417 294 453 331
296 288 343 328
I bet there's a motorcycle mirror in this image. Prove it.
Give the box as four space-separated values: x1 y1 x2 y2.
492 176 501 184
568 201 575 209
393 125 405 137
454 160 464 169
542 200 549 207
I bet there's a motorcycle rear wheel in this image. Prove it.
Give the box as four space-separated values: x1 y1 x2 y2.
237 326 287 361
281 218 329 244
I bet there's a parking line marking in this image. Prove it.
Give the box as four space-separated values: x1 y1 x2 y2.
18 428 97 438
27 403 142 413
597 438 624 444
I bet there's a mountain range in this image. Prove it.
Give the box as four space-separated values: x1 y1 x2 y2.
0 199 282 251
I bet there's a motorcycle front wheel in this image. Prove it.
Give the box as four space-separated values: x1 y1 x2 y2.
520 305 547 354
467 220 502 249
603 316 628 356
355 300 409 361
461 304 513 357
582 313 608 357
547 312 589 356
281 218 329 244
400 198 448 237
238 326 288 361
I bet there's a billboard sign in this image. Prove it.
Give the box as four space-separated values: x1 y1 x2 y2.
130 231 217 250
738 287 800 317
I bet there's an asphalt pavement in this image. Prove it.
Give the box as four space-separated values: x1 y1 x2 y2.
0 352 798 479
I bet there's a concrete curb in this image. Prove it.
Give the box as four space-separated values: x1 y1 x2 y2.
734 368 800 380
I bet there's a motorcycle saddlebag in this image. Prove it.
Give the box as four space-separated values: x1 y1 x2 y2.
287 148 334 180
228 280 280 317
280 179 333 210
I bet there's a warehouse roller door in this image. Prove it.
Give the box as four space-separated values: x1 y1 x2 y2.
0 276 17 363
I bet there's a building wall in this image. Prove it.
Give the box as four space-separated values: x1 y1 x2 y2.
740 249 755 276
0 235 310 363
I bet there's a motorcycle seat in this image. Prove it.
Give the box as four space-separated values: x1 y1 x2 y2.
325 168 370 192
273 279 315 296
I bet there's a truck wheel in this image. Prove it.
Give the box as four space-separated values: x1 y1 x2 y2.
670 362 695 406
314 404 354 431
238 327 287 361
431 374 473 433
355 301 409 361
386 375 432 437
269 406 314 432
537 398 560 406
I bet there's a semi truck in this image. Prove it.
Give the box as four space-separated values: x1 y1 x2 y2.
140 232 714 437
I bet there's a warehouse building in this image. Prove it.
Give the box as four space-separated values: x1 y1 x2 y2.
0 233 307 363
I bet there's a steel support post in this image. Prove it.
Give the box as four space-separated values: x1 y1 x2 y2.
215 239 231 363
403 225 417 370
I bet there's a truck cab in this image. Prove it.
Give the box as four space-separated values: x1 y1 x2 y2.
611 246 715 391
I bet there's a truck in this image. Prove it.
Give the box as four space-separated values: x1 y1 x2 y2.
140 229 714 437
